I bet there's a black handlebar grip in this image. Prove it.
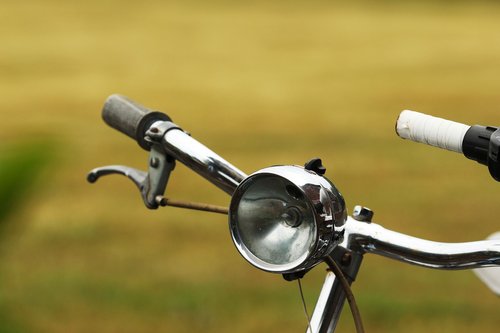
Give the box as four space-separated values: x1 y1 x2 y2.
102 94 171 150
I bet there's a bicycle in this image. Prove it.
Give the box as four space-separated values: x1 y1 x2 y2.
88 94 500 333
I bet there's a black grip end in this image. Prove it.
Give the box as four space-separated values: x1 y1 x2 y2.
102 94 171 150
488 129 500 181
463 125 500 182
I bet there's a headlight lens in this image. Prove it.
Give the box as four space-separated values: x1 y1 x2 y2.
235 174 316 266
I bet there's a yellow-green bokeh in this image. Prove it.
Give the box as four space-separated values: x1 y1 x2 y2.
1 1 499 332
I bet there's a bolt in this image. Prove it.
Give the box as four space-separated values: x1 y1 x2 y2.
150 157 160 168
352 205 374 223
150 127 159 134
155 196 167 206
314 202 324 214
340 252 352 267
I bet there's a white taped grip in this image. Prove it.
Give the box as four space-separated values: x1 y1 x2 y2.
396 110 471 153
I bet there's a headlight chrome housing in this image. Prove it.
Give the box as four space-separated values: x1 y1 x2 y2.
229 165 347 274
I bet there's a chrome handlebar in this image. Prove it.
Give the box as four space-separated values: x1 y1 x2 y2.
148 117 500 271
103 115 500 269
153 122 247 195
344 217 500 270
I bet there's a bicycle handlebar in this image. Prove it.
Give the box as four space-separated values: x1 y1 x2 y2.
396 110 500 181
92 96 500 333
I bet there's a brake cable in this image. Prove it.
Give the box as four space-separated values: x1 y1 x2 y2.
298 278 313 333
158 197 229 215
324 256 365 333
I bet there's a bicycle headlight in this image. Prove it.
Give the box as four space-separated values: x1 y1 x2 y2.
229 165 347 274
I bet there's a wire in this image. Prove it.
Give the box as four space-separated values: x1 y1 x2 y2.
324 256 365 333
297 278 313 333
157 197 229 215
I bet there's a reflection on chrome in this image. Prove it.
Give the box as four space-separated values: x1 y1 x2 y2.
161 128 247 195
344 216 500 269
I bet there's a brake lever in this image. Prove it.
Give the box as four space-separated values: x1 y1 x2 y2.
87 144 175 209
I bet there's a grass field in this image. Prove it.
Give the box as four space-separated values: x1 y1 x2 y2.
1 1 500 332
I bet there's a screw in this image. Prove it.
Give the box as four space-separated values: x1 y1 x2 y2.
155 196 167 206
150 157 160 168
314 202 324 214
352 205 374 223
341 252 352 267
150 127 159 134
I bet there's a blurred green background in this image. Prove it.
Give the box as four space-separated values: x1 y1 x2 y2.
1 0 499 332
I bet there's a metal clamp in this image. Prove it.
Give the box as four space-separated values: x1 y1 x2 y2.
87 144 175 209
